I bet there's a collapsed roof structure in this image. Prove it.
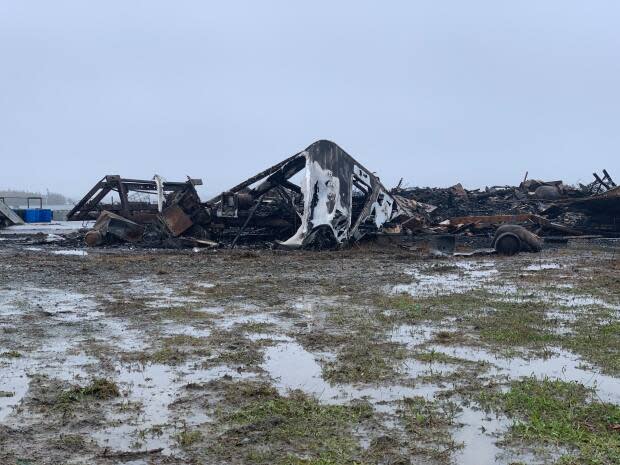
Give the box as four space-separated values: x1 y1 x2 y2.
54 140 617 250
74 140 428 249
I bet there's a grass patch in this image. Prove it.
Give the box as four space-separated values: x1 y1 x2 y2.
0 350 22 358
213 390 372 465
412 349 470 366
479 377 620 465
52 434 86 450
374 294 431 321
399 396 462 459
175 429 203 447
564 318 620 375
323 339 406 383
150 347 189 364
207 330 264 366
57 378 120 405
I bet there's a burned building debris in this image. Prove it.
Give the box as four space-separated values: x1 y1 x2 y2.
13 139 611 252
393 170 620 238
77 140 428 249
67 175 204 222
206 140 426 248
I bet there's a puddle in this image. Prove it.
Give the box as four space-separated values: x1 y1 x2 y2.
454 405 565 465
194 283 215 289
93 362 250 454
195 306 225 315
246 332 294 342
292 295 342 314
262 342 443 409
123 278 202 308
497 288 619 310
393 261 499 296
389 324 435 348
0 287 100 321
453 406 507 465
524 262 561 271
97 318 149 351
0 345 96 422
161 322 211 339
52 249 88 256
217 313 280 330
429 344 620 403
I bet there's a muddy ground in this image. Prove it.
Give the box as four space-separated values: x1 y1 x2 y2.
0 239 618 465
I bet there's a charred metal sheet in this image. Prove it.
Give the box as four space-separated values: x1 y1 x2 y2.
160 205 193 237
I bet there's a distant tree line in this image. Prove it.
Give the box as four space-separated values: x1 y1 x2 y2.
0 189 73 206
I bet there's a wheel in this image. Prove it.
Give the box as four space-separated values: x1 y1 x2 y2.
494 232 521 255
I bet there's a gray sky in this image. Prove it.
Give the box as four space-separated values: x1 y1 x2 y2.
1 1 618 200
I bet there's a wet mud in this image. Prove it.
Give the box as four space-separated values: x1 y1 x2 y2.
0 241 618 464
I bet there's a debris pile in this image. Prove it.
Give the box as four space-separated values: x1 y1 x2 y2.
392 169 619 238
74 140 429 249
3 140 617 251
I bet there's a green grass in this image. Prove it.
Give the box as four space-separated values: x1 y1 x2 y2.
0 350 22 358
57 378 120 405
213 390 372 465
52 434 86 450
323 339 406 383
479 378 620 465
175 429 202 447
564 318 620 375
398 396 461 459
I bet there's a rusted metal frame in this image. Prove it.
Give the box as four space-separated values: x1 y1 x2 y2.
116 179 130 218
67 177 108 220
230 194 266 249
206 152 305 204
69 186 113 221
117 181 193 192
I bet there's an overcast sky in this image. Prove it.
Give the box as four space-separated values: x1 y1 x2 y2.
1 1 618 199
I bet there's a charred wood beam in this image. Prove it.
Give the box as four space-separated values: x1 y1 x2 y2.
281 180 302 194
230 194 266 249
593 173 611 191
603 169 616 187
249 156 306 199
206 152 304 204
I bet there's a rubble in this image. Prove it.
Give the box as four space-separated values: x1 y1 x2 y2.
14 140 613 252
393 169 619 239
78 140 428 249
